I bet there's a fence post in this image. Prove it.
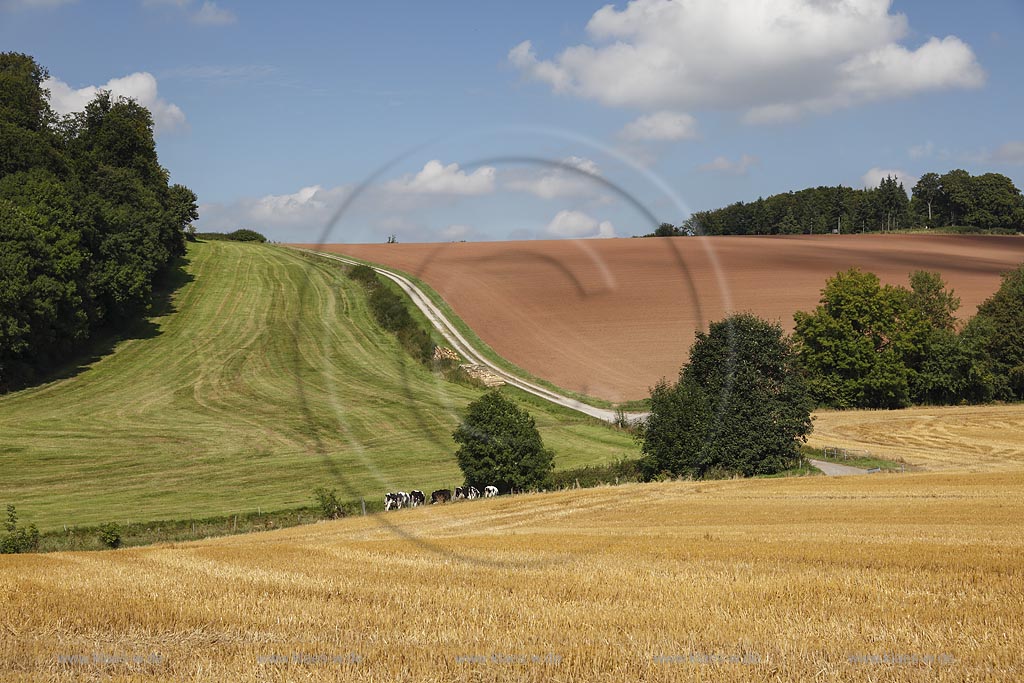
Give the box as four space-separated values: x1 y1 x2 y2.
361 498 366 516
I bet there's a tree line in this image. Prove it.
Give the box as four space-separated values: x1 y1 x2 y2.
795 266 1024 408
0 53 198 391
637 263 1023 479
649 170 1024 236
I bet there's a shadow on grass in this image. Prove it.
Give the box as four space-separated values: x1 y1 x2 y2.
3 255 194 393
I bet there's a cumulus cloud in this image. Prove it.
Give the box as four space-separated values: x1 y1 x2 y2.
620 111 697 141
861 167 918 191
505 156 604 199
198 183 352 233
545 209 615 239
989 141 1024 165
510 0 984 123
44 72 186 133
699 154 758 175
387 160 496 195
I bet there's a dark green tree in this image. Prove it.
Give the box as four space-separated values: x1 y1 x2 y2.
965 264 1024 398
0 52 198 392
911 172 943 226
909 270 959 332
453 390 554 492
793 269 931 408
939 169 974 226
639 313 813 479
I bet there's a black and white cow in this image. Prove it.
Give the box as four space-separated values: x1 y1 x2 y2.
396 491 410 508
431 489 452 504
384 492 400 511
483 485 498 498
453 486 466 500
409 490 425 507
466 486 480 500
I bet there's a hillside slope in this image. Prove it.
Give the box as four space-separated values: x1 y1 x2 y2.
319 235 1024 401
2 472 1021 681
0 242 636 530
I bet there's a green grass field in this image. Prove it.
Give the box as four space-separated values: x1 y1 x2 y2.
0 241 637 531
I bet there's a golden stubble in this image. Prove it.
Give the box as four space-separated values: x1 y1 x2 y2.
2 472 1022 682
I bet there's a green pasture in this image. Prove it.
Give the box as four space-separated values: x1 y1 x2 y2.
0 241 637 530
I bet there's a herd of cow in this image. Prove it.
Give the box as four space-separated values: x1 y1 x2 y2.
384 485 498 510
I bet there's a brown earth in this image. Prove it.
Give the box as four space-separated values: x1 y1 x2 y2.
299 235 1024 402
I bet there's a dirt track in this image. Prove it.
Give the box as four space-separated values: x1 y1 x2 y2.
301 235 1024 402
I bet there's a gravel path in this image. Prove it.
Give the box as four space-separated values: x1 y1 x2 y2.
808 458 870 476
304 249 648 424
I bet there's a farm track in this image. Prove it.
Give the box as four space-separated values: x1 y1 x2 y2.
301 249 635 423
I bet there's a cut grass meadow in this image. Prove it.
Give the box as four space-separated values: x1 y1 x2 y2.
0 241 637 531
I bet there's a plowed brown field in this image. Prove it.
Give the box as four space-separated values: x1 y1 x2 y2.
302 235 1024 402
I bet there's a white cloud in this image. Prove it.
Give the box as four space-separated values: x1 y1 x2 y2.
505 156 604 199
510 0 984 123
620 111 697 141
198 183 352 233
44 72 186 134
387 160 496 195
989 141 1024 165
699 154 758 175
192 1 235 26
861 167 918 191
545 209 615 239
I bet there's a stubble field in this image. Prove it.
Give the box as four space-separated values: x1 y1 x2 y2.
1 472 1021 681
810 404 1024 471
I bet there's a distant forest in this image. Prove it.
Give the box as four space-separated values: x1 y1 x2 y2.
650 170 1024 236
0 53 198 391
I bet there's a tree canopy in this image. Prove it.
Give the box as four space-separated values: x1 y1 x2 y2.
453 390 554 492
0 52 197 391
667 170 1023 236
965 264 1024 399
792 268 1002 408
639 313 813 479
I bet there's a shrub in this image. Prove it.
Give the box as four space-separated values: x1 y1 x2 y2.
1 504 39 553
97 522 122 548
313 487 346 519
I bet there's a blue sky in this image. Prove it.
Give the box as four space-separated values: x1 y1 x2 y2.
2 0 1022 243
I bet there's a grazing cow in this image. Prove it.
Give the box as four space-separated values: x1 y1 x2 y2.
466 486 480 500
454 486 466 500
483 485 498 498
396 491 410 509
431 489 452 504
409 490 425 507
384 492 400 511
